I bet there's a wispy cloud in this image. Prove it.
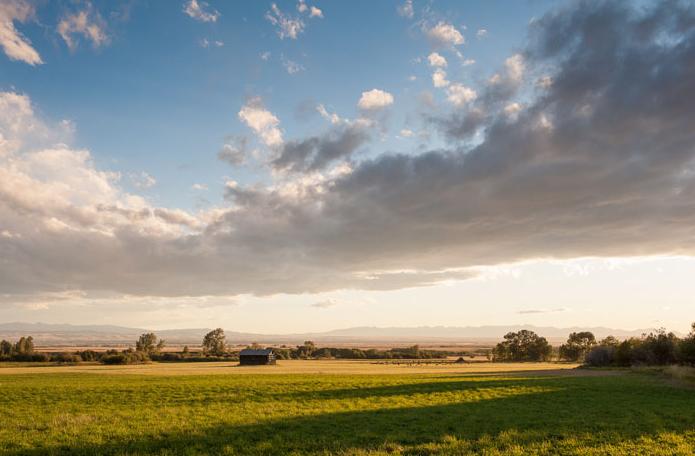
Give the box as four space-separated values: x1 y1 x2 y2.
57 4 109 51
183 0 219 22
0 0 42 65
517 308 567 315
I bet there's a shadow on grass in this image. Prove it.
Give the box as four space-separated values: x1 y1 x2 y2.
9 374 695 455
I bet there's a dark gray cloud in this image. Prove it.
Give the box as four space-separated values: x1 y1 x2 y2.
272 123 370 173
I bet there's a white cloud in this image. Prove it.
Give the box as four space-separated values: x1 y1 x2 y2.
446 84 477 106
476 28 488 38
505 54 525 83
408 75 417 81
309 6 323 18
183 0 219 22
266 3 305 40
357 89 394 111
0 0 42 65
129 172 156 189
260 51 271 61
462 59 475 66
432 68 449 88
399 129 414 138
191 183 208 191
199 38 223 48
397 0 414 19
427 52 447 68
317 104 342 125
311 299 339 308
57 7 109 51
504 102 522 118
426 22 464 47
282 57 304 74
238 98 284 148
297 1 323 18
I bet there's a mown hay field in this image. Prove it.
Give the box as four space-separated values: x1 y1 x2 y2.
0 361 693 455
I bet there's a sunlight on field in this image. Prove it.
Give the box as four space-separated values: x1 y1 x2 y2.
0 362 693 455
0 359 581 376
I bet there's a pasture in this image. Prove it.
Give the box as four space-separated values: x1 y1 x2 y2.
0 360 693 455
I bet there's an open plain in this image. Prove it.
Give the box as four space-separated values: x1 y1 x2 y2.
1 360 693 455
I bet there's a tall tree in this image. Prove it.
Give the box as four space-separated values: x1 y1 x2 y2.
135 333 165 354
492 330 552 362
559 332 596 361
0 339 12 356
14 336 34 355
202 328 227 356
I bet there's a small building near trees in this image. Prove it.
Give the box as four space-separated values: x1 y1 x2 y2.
239 348 276 365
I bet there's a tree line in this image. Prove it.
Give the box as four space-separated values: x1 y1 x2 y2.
2 324 694 366
492 324 695 366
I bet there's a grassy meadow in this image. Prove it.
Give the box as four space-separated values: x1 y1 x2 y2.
0 361 694 455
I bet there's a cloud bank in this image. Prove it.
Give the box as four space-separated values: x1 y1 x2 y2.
2 0 695 304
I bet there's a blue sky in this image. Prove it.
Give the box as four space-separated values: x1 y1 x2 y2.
1 0 695 334
2 0 554 209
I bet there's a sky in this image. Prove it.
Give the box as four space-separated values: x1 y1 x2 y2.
1 0 695 334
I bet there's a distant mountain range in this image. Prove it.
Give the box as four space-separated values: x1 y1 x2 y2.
0 322 665 346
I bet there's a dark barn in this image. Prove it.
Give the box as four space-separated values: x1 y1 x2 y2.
239 348 276 365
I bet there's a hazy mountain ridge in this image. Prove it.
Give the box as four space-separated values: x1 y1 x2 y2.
0 322 665 346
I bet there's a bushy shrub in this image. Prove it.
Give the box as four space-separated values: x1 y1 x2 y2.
585 345 615 367
51 353 82 364
11 353 50 362
100 351 150 365
77 350 100 362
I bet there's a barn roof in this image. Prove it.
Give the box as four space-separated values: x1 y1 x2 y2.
239 348 274 356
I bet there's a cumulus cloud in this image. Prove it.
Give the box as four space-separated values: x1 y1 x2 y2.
309 6 323 18
432 69 449 88
426 21 464 47
238 98 284 148
357 89 394 111
476 28 488 38
3 1 695 303
183 0 219 22
427 52 447 68
446 83 477 106
57 5 109 51
0 0 42 65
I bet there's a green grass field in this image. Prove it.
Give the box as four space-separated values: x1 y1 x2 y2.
0 362 694 455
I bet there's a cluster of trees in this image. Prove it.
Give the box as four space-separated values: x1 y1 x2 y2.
101 329 234 364
492 324 695 366
492 330 553 362
0 336 45 361
584 325 695 367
